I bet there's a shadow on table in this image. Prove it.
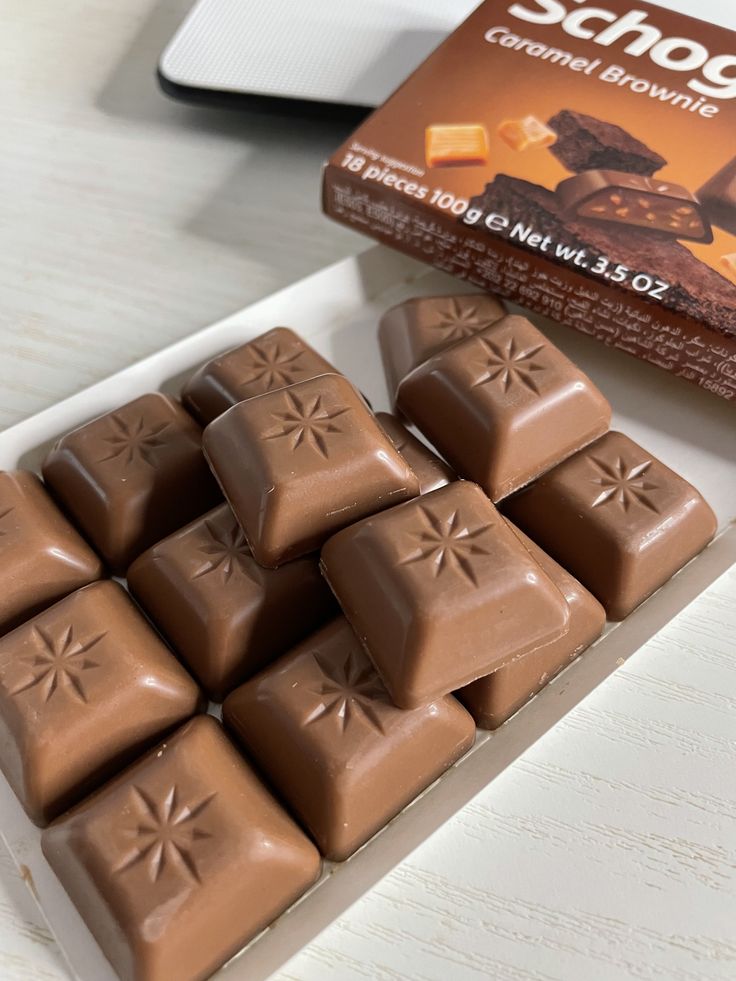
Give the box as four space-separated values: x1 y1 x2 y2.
95 0 360 140
95 0 364 280
183 145 364 281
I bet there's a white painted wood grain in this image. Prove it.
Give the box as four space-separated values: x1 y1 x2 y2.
277 566 736 981
0 0 362 430
1 1 735 979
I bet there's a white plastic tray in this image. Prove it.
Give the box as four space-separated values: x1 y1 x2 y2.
1 246 734 981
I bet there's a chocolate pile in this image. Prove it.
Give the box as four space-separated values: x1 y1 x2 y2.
0 302 717 981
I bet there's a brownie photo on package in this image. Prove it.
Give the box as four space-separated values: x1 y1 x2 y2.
548 109 667 176
467 174 736 339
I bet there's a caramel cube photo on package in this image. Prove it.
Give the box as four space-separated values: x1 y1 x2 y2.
425 124 489 168
497 115 557 152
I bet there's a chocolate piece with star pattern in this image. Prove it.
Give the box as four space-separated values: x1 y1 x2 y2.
42 716 320 981
0 470 103 635
321 481 570 708
224 618 475 860
42 393 221 573
397 315 611 501
557 170 712 243
375 412 455 495
0 580 201 825
182 327 339 425
203 374 419 568
379 294 507 403
128 503 337 700
458 525 606 729
503 431 717 620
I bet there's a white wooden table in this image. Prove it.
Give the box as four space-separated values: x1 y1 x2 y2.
2 2 735 979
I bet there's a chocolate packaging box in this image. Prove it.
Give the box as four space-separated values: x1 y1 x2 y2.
323 0 736 401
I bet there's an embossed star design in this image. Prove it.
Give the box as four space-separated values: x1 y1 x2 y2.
589 456 661 513
262 392 350 460
399 507 492 587
472 336 546 395
114 785 215 884
303 649 387 735
239 340 306 391
428 298 499 342
99 415 170 467
192 518 251 583
9 624 104 703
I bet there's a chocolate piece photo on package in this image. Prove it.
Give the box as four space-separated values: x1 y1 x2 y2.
697 156 736 238
547 109 667 176
0 580 202 826
557 170 713 244
467 175 736 339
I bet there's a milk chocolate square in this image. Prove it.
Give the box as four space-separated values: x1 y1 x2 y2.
203 374 419 568
224 618 475 860
321 481 569 708
182 327 338 425
379 294 507 401
0 471 103 634
397 315 611 501
0 581 201 825
128 503 337 700
42 716 320 981
458 525 605 730
504 431 717 620
375 412 455 495
42 393 220 573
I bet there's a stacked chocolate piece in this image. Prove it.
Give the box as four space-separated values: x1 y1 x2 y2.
0 302 717 981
